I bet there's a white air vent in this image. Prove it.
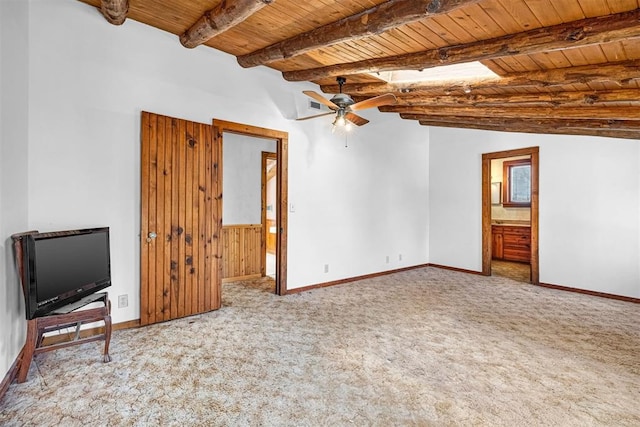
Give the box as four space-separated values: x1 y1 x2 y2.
309 99 330 111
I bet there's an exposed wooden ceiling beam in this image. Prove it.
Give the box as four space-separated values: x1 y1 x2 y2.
320 60 640 96
380 105 640 120
180 0 275 49
361 89 640 108
400 114 640 130
283 9 640 82
413 119 640 140
236 0 482 68
100 0 128 25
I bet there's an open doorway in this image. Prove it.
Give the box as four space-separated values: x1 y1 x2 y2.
213 119 288 295
482 147 539 285
490 155 531 283
262 152 277 279
221 133 276 289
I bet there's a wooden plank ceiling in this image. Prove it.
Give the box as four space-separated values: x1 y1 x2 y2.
85 0 640 139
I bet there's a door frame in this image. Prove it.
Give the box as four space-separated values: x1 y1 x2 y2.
481 146 539 285
213 119 289 295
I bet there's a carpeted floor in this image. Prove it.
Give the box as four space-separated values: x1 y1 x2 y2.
491 260 531 283
1 267 638 426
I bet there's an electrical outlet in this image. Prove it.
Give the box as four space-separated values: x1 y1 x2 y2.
118 294 128 308
324 264 329 273
399 254 403 261
386 255 390 264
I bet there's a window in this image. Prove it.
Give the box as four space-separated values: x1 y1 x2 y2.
502 158 531 207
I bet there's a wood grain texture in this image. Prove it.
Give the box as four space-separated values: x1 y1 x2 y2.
180 0 275 48
221 225 263 280
17 294 112 383
140 112 151 324
140 112 220 326
387 88 640 108
77 0 640 138
237 0 482 67
415 119 640 139
481 155 491 276
530 149 539 286
492 225 531 263
382 105 640 120
282 9 640 81
403 114 640 130
100 0 128 25
320 59 640 96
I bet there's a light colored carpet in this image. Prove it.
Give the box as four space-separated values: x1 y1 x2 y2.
492 260 531 283
1 267 638 426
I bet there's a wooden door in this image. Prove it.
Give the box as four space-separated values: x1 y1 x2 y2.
140 112 221 325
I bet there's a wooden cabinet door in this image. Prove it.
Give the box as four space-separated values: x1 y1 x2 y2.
503 227 531 263
140 112 221 325
492 227 504 259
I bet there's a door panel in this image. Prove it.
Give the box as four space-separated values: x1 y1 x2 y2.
141 112 221 325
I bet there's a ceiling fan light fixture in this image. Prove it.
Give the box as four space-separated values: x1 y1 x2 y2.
298 77 392 130
334 109 347 127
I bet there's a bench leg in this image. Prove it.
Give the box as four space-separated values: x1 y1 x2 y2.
17 319 38 383
103 302 112 363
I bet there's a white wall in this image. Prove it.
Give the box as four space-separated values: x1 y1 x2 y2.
429 126 640 298
222 133 276 225
288 113 430 286
0 0 30 382
3 0 638 386
0 0 429 379
18 0 429 322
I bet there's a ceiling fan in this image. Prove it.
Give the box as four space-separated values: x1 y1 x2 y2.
297 77 397 131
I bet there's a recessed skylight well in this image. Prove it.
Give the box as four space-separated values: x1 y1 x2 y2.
371 62 499 83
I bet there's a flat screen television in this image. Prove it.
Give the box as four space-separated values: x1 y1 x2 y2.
22 227 111 320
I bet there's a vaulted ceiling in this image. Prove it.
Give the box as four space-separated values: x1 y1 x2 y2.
84 0 640 139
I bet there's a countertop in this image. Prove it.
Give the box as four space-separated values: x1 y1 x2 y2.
491 221 531 227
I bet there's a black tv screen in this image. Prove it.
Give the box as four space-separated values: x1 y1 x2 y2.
23 227 111 319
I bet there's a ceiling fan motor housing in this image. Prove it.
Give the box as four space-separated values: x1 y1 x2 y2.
330 93 355 108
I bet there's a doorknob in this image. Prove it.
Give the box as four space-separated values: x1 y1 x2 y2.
146 232 157 242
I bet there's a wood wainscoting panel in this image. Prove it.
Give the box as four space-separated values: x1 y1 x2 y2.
222 224 263 281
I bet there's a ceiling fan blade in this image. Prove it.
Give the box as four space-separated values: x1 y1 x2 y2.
350 93 397 111
302 90 339 110
296 111 335 121
345 112 369 126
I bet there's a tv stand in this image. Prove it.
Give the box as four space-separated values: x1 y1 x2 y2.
11 231 113 383
17 292 112 383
